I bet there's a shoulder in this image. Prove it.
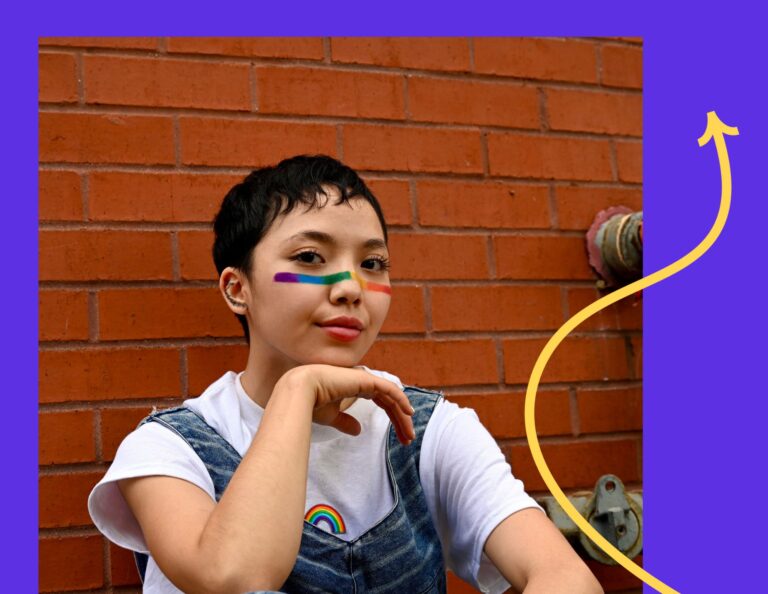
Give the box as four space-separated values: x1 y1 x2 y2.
178 371 250 452
100 420 213 486
88 420 215 553
356 365 444 411
404 385 444 416
182 370 240 422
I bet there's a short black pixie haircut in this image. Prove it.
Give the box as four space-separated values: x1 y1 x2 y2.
212 154 388 342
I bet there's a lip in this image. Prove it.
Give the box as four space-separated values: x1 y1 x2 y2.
317 316 364 342
318 316 364 330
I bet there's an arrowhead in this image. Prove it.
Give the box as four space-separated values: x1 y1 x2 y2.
698 111 739 147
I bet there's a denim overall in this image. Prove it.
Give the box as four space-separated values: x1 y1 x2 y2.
134 386 446 594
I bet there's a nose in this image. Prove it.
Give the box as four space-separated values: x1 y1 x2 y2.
329 272 363 305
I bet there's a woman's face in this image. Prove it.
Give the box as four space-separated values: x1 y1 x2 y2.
237 192 391 371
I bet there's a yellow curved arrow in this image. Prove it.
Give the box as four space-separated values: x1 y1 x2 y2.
524 111 738 594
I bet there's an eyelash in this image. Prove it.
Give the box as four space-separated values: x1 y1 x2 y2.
290 250 391 272
362 254 391 272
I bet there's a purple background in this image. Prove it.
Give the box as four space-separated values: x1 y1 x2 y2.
12 2 767 591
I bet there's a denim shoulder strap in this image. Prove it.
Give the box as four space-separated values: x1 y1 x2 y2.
138 406 243 500
400 385 443 460
133 406 243 583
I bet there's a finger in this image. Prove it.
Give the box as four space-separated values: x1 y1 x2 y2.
373 394 415 445
329 412 362 437
366 377 414 418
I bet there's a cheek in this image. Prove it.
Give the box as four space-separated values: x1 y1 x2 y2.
369 295 391 327
255 282 316 320
277 285 324 317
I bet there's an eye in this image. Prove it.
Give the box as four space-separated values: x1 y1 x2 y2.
361 255 391 272
290 250 324 265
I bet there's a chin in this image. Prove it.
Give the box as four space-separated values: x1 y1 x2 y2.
303 349 365 368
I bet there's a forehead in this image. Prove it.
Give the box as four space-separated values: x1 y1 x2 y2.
263 196 386 245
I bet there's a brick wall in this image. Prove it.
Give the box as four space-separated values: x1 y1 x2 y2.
39 37 643 593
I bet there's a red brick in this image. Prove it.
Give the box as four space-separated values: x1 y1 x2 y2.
39 52 78 103
180 117 337 167
474 38 597 83
188 344 249 395
417 180 550 229
344 124 482 174
630 335 642 379
257 66 404 119
331 37 470 72
431 286 562 331
389 233 488 280
110 542 142 586
39 290 89 341
504 437 641 490
502 336 630 384
167 37 324 60
99 288 242 340
494 236 594 280
567 288 642 331
362 339 497 387
380 286 425 334
365 179 412 226
39 535 104 592
89 171 237 222
488 133 613 181
39 410 95 465
101 406 153 461
84 55 251 110
39 112 175 165
555 186 642 230
617 141 642 183
39 230 173 281
39 170 82 221
447 572 480 594
40 37 158 50
578 386 642 433
179 230 216 281
408 77 539 128
547 89 642 136
602 45 643 89
448 390 571 439
39 472 101 528
39 348 181 403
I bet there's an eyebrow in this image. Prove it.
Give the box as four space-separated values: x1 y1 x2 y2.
284 230 387 250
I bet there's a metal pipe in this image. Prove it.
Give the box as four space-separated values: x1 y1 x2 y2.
586 207 643 288
534 474 643 564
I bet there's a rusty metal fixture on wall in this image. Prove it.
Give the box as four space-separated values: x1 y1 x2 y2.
586 206 643 289
535 474 643 564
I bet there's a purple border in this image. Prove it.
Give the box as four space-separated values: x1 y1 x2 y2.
7 27 38 591
20 4 767 592
643 9 766 592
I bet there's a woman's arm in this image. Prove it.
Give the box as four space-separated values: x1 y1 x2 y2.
119 365 414 594
484 509 603 594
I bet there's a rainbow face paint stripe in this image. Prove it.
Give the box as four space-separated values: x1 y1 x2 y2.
273 270 392 295
304 504 347 534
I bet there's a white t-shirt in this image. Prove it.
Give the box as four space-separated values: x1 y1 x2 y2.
88 368 541 593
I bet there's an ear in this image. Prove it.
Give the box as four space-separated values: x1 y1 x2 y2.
219 267 249 314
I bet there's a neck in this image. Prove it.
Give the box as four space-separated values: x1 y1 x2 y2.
238 340 299 409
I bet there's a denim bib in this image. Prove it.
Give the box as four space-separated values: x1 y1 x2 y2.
135 386 446 594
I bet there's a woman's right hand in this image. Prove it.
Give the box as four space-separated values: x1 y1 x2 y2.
276 364 415 445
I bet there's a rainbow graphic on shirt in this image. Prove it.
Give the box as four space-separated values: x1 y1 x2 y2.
304 504 347 534
274 271 392 295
